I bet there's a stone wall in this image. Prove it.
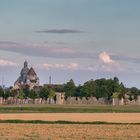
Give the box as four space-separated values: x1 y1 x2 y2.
55 92 65 104
0 95 140 105
0 96 110 105
64 97 110 105
112 96 140 105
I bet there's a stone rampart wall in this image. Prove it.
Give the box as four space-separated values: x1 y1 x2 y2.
0 96 140 105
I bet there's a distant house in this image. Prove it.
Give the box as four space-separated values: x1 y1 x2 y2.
14 61 39 89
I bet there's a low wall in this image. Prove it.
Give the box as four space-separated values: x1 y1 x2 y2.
0 96 140 105
0 97 110 105
112 96 140 105
64 97 110 105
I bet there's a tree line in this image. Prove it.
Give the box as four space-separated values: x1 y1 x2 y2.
0 77 139 101
63 77 140 101
0 85 56 103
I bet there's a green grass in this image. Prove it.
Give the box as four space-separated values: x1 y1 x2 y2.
0 119 140 125
0 104 139 113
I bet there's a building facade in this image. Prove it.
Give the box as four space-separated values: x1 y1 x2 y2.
14 61 39 89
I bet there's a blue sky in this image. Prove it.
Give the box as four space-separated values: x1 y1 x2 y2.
0 0 140 88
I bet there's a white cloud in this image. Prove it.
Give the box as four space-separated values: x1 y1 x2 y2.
43 62 79 70
0 41 97 59
0 59 17 67
87 52 120 72
43 63 64 70
50 47 74 53
67 63 79 70
99 51 114 64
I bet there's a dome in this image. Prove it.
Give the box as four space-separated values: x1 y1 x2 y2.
20 67 29 75
14 61 40 89
24 61 28 68
20 61 29 75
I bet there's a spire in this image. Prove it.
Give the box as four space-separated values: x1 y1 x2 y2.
49 76 51 85
24 60 28 68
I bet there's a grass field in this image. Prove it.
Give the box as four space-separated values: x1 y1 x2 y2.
0 105 140 139
0 113 140 123
0 104 140 113
0 123 140 140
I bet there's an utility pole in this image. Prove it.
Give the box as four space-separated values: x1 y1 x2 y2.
1 75 4 89
49 76 51 85
2 76 5 97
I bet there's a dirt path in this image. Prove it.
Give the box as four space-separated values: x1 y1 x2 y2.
0 113 140 123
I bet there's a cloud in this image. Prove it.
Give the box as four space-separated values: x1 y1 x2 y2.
1 41 140 65
0 59 17 67
98 52 120 72
111 54 140 64
0 41 97 59
67 63 79 70
50 47 74 53
43 63 79 71
99 51 114 64
44 41 69 45
88 63 122 73
99 51 140 65
35 29 86 34
43 63 65 70
0 41 18 45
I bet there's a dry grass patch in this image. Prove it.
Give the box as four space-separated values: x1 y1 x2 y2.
0 124 140 140
0 113 140 123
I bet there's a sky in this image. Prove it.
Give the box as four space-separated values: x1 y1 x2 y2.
0 0 140 88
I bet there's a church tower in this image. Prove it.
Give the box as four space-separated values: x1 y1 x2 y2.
14 61 39 89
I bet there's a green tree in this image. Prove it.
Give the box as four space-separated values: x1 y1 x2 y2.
10 89 18 98
112 77 120 93
112 92 120 98
64 79 76 97
95 85 109 99
54 85 64 92
3 90 11 100
23 84 30 98
0 87 4 97
94 78 109 99
80 80 96 97
29 90 37 103
130 87 139 100
17 90 25 100
117 83 126 99
75 85 82 98
39 86 49 101
48 89 55 104
48 89 55 98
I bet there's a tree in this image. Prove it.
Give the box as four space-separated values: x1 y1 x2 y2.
48 89 55 104
54 85 64 92
112 77 120 93
64 79 76 97
0 87 4 97
112 92 120 98
94 78 109 99
3 90 11 100
23 84 30 98
75 85 82 98
80 80 96 98
39 86 49 101
117 83 126 99
29 90 37 103
95 85 109 99
10 89 18 98
48 89 55 98
17 90 25 100
130 87 139 100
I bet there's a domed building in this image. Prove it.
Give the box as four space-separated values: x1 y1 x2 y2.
14 61 39 89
